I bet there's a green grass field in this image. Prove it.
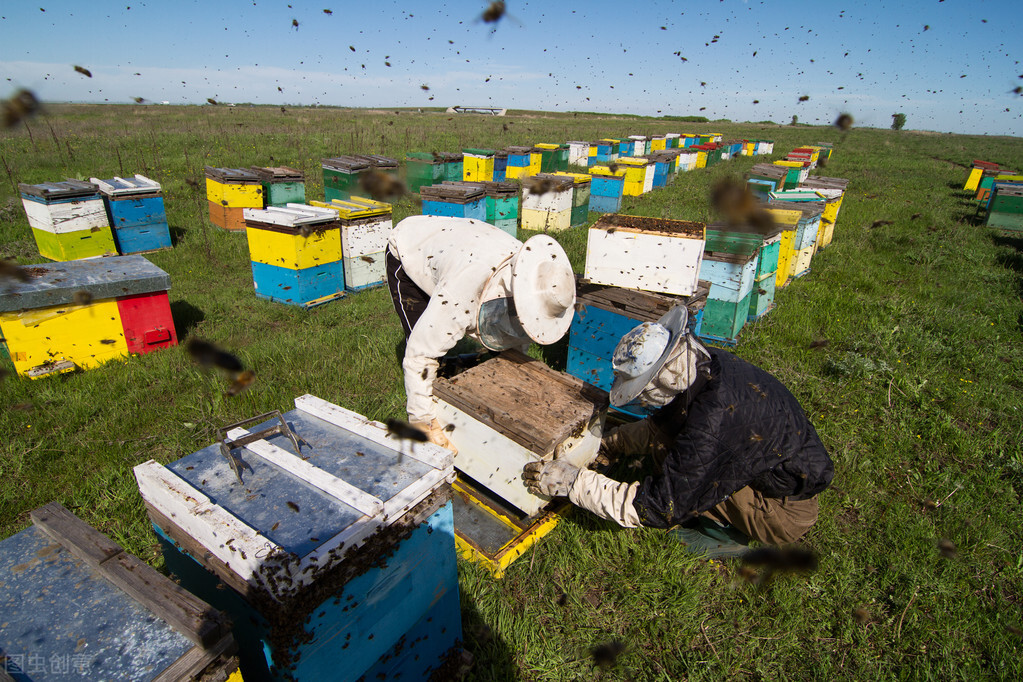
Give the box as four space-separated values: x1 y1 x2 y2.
1 104 1022 680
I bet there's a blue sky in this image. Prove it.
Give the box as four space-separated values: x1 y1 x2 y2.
2 1 1021 136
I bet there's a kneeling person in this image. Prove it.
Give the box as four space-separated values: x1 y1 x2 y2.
523 306 833 547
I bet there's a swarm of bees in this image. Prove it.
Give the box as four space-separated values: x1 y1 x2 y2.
2 89 42 129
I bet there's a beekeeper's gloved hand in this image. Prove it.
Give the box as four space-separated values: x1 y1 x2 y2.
598 418 670 464
409 418 458 454
522 459 580 497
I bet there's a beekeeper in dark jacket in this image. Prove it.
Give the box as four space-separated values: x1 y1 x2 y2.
524 305 833 546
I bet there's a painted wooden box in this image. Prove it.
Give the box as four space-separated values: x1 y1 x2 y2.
134 394 460 682
322 156 370 203
747 229 782 320
435 152 464 183
404 152 445 194
521 174 574 232
421 184 486 221
244 204 345 308
0 255 176 378
588 166 626 213
493 150 509 182
462 148 496 182
0 502 241 682
763 207 800 289
697 230 761 346
433 350 608 517
534 143 569 173
252 166 306 207
90 174 172 255
584 214 706 297
965 160 999 192
553 172 592 227
986 184 1023 232
19 180 117 261
567 141 591 167
618 158 655 196
799 175 850 236
567 280 709 418
504 147 532 180
772 160 810 189
447 181 519 237
310 197 393 291
647 154 671 188
206 167 263 232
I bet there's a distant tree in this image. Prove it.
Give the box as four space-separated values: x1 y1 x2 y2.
790 114 798 126
891 113 907 130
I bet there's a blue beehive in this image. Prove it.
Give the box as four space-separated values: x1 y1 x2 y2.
90 175 172 254
0 502 240 681
420 183 486 221
134 395 460 682
567 281 708 418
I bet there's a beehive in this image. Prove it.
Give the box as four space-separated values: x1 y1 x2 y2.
437 152 464 182
618 158 655 196
90 174 172 255
503 146 533 180
19 180 117 261
206 166 263 231
322 156 370 203
567 141 590 167
766 198 823 279
134 395 460 682
977 173 1023 204
433 350 608 517
747 164 788 199
587 166 626 213
567 280 709 418
799 175 850 237
421 183 486 221
252 166 306 207
763 207 801 289
521 174 574 232
404 152 445 194
584 214 705 296
748 229 783 321
493 150 509 182
553 172 592 227
446 181 519 236
462 148 496 182
772 160 810 189
0 503 241 682
534 143 569 172
310 197 393 291
0 255 177 378
697 229 762 346
676 149 699 172
646 153 671 189
243 204 345 307
986 183 1023 232
964 160 999 192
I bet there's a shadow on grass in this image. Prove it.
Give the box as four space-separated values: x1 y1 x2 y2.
993 234 1023 252
460 599 519 682
170 299 205 339
168 225 187 246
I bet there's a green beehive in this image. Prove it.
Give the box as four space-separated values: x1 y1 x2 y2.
441 153 464 182
986 183 1023 232
252 166 305 207
405 152 445 194
322 156 370 202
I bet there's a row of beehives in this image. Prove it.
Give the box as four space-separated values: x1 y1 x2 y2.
18 175 172 262
963 159 1023 232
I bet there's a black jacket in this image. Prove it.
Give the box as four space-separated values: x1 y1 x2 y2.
633 348 833 528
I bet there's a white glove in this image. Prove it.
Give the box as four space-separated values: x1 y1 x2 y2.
522 459 580 497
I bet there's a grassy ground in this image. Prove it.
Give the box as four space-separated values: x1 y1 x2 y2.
1 105 1022 680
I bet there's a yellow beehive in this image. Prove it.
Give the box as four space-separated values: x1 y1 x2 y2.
695 150 708 169
618 158 651 196
205 177 263 208
462 150 495 182
764 208 801 288
651 137 667 152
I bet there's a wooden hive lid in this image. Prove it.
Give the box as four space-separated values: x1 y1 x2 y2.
88 174 162 197
321 156 371 171
462 147 496 156
309 196 392 219
765 198 825 218
705 226 766 257
443 180 518 197
18 178 99 200
576 277 709 319
592 213 705 239
504 145 533 154
204 166 261 183
243 204 340 230
0 254 170 312
748 164 788 179
800 176 850 190
552 172 592 184
993 183 1023 196
133 395 454 602
420 184 485 202
250 165 305 182
352 154 398 168
432 350 608 456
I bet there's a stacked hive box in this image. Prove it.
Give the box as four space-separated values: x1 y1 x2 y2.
521 174 574 232
421 183 486 221
206 166 263 231
815 143 833 162
787 147 819 168
567 280 709 417
964 160 1000 192
433 350 608 517
567 141 591 167
448 180 520 236
90 174 171 254
504 146 534 180
977 173 1023 203
535 143 569 172
762 206 802 289
439 152 465 182
650 135 667 152
766 197 823 279
773 160 811 189
770 188 830 251
0 255 177 378
697 229 762 346
252 165 306 207
584 214 706 297
626 136 647 157
553 171 592 227
588 166 626 213
243 204 345 307
748 163 789 200
463 148 496 182
986 183 1023 232
0 503 241 682
619 157 655 196
798 178 849 249
134 395 461 682
20 180 117 261
647 153 671 188
665 133 681 149
676 149 699 172
310 197 393 291
405 152 445 194
493 149 509 182
322 156 370 202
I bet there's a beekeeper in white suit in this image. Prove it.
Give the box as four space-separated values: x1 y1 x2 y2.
386 215 576 451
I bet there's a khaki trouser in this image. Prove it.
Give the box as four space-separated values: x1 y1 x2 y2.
702 486 819 545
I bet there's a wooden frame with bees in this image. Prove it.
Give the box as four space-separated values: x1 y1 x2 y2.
134 394 460 682
0 255 177 378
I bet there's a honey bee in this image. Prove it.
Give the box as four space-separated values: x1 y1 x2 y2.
186 338 244 373
358 169 404 202
420 84 430 91
323 9 333 15
287 501 300 513
798 95 810 102
523 174 557 194
590 641 626 669
73 65 93 78
72 290 93 305
225 369 256 397
385 418 428 443
480 1 507 23
207 98 219 105
2 89 42 129
834 113 854 131
291 18 299 29
0 258 30 282
133 97 145 104
938 539 957 558
359 255 375 264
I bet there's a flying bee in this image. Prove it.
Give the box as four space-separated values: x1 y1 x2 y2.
420 84 430 91
590 641 626 669
835 113 854 131
72 290 93 305
73 65 93 78
323 8 333 15
808 338 829 349
133 96 146 104
798 95 810 102
2 88 42 129
870 219 894 228
186 338 244 373
0 258 30 282
523 174 557 194
292 18 299 29
207 97 219 105
385 418 428 443
359 255 375 264
853 607 870 623
480 1 506 23
358 169 405 202
225 370 256 397
938 539 957 558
